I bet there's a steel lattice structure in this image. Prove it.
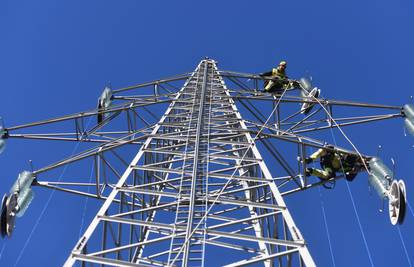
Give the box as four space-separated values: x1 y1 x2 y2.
0 59 407 266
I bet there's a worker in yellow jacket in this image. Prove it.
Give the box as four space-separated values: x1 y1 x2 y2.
260 61 298 93
305 147 362 181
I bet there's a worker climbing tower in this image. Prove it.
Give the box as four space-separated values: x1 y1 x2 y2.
0 59 409 266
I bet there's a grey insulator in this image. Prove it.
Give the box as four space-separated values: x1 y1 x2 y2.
0 117 5 155
299 77 312 91
368 157 393 198
0 117 4 133
404 118 414 137
16 188 34 217
403 104 414 121
0 139 5 155
97 87 113 123
100 87 113 110
10 171 35 194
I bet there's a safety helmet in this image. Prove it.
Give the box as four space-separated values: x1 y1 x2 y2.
279 61 287 66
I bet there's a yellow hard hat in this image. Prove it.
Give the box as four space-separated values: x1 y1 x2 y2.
279 61 287 66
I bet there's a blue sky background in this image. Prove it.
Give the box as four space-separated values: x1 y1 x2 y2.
0 0 413 266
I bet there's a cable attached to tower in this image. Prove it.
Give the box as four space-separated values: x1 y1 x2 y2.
78 162 95 239
317 186 336 267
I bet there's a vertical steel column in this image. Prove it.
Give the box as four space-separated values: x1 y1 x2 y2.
182 61 209 265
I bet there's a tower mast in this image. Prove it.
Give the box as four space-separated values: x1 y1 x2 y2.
64 59 315 266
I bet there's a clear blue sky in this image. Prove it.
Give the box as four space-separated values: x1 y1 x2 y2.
0 0 413 266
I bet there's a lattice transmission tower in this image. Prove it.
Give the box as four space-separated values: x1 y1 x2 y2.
0 59 409 266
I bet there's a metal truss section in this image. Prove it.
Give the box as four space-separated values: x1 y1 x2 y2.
63 60 316 266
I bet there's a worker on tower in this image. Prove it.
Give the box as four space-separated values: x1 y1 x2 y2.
304 147 363 181
260 61 299 94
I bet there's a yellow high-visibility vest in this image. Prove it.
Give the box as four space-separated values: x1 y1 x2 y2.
271 67 287 79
